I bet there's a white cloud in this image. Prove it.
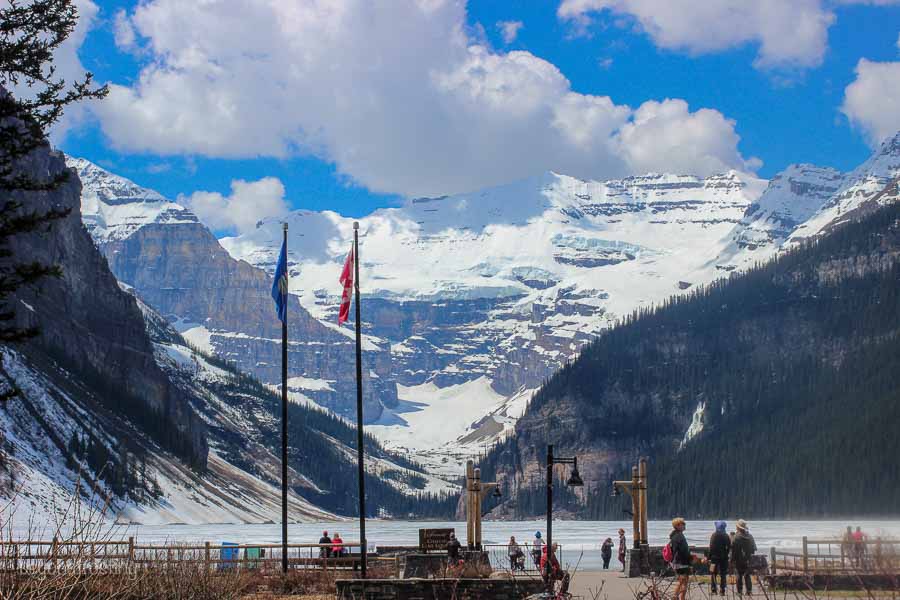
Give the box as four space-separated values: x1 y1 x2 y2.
113 9 137 52
181 177 290 235
842 59 900 146
95 0 757 197
617 99 762 175
38 0 100 142
497 20 524 44
558 0 834 69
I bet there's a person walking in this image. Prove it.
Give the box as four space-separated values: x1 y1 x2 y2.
733 519 757 596
318 530 332 558
669 518 692 600
618 528 627 571
532 531 544 567
508 536 523 571
708 520 731 595
601 537 614 569
852 526 867 568
447 533 462 565
331 532 345 557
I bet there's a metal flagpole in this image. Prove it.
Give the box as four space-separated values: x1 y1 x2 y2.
281 222 289 573
353 221 367 578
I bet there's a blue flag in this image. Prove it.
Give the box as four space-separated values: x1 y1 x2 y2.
271 238 288 322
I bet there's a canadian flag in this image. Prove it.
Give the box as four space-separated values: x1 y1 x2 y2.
338 246 354 325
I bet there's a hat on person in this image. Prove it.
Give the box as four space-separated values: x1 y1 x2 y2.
736 519 749 531
715 520 727 532
535 531 542 538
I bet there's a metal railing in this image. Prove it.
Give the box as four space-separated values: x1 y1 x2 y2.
770 537 900 575
0 539 398 575
482 543 562 575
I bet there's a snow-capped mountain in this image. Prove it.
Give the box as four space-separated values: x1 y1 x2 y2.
73 157 199 243
790 132 900 241
221 170 770 472
70 133 900 478
70 158 397 424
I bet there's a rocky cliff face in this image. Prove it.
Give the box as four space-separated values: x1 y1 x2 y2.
70 158 394 422
5 146 207 468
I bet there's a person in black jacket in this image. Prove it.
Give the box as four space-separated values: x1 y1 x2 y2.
601 538 613 569
318 530 332 558
709 520 731 595
447 533 462 565
732 520 757 595
670 518 692 600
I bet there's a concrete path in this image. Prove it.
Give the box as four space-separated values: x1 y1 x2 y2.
568 570 767 600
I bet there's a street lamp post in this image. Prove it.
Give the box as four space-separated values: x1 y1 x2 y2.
545 444 583 595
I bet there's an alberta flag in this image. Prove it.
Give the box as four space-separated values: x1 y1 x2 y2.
271 238 288 322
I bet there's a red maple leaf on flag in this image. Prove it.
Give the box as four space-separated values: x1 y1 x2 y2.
338 247 354 325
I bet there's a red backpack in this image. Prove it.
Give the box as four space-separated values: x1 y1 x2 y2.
662 542 674 563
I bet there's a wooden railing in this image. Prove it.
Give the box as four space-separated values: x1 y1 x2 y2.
0 539 399 575
770 537 900 575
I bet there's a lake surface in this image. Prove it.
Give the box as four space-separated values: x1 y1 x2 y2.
77 519 898 571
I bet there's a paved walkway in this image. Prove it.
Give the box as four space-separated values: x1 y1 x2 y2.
568 570 765 600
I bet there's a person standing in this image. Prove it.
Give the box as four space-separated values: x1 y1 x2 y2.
541 543 570 595
319 530 332 558
852 526 867 568
447 533 462 565
601 537 614 569
331 532 345 557
708 521 731 595
532 531 544 567
618 528 627 571
669 518 692 600
508 536 522 570
733 519 757 596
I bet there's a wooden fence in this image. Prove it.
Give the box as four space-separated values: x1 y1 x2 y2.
0 539 399 575
770 537 900 575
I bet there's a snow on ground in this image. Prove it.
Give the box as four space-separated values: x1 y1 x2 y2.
369 379 537 478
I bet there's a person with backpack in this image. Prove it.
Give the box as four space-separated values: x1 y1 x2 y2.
618 528 627 571
732 519 757 595
601 537 614 569
667 518 692 600
708 520 731 595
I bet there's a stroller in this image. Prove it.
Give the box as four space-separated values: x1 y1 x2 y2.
512 550 527 572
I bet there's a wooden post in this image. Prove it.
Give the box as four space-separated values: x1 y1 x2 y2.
51 536 58 572
802 536 809 573
474 468 482 550
638 458 648 546
770 547 776 576
205 541 211 571
631 466 640 549
466 460 475 549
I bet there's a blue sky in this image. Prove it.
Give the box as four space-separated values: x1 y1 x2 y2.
59 0 900 232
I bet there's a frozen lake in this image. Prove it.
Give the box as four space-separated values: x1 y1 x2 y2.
35 519 894 571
